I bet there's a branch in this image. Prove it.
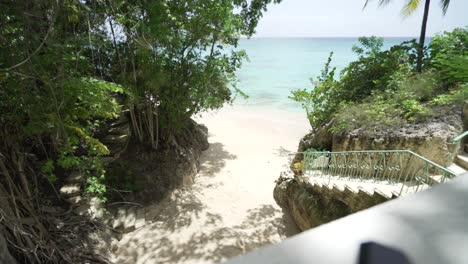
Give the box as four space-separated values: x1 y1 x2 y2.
1 17 54 72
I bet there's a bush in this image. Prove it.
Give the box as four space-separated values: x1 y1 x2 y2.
291 37 419 128
290 52 340 128
429 28 468 85
293 28 467 132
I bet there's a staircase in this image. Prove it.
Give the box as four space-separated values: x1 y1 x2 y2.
58 110 149 234
299 149 457 200
448 154 468 175
59 171 157 234
298 131 468 200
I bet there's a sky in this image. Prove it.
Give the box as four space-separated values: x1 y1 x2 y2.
253 0 468 38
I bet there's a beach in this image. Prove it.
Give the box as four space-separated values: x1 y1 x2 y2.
114 105 310 263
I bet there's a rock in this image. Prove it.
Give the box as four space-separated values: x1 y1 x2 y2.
101 134 130 146
108 123 130 136
59 184 81 197
291 121 333 174
105 118 208 205
332 118 462 166
65 172 83 184
274 176 389 231
295 109 463 167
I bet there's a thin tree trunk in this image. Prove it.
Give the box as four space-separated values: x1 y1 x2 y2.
417 0 431 72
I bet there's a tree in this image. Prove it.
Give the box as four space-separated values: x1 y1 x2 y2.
0 0 281 262
364 0 451 72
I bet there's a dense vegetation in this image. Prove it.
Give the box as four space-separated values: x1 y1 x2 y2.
364 0 452 72
291 28 467 133
0 0 279 262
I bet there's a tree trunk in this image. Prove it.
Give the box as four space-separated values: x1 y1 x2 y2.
417 0 431 72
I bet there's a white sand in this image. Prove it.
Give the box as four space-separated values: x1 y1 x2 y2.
114 105 310 264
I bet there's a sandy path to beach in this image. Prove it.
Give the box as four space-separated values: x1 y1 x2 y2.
114 105 310 264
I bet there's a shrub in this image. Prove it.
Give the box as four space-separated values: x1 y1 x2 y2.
429 27 468 85
290 52 340 128
291 37 419 128
294 28 467 133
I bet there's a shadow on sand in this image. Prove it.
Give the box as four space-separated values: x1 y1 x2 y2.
198 142 237 177
115 202 298 263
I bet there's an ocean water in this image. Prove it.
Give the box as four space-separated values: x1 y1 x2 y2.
233 38 414 111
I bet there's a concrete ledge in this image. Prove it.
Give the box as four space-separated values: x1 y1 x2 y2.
225 173 468 264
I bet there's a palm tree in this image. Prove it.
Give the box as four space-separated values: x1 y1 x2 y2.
364 0 451 72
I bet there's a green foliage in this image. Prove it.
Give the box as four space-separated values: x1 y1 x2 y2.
401 99 433 122
290 52 339 127
0 0 279 205
431 84 468 106
294 28 467 133
41 160 57 184
339 37 418 101
429 28 468 85
105 0 281 136
291 37 418 128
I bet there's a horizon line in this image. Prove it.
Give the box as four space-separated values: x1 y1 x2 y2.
246 36 428 39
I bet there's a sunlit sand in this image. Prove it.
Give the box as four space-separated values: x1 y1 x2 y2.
114 105 310 263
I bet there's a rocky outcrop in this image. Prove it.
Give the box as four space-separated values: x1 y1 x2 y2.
274 175 389 231
106 119 209 204
295 108 463 167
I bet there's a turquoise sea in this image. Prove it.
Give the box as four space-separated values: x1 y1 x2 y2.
234 38 415 111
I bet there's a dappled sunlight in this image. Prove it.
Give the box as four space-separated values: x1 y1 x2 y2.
114 107 308 263
115 204 298 264
198 142 238 177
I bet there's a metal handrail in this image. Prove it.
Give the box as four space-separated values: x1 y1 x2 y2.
453 131 468 143
450 130 468 162
298 149 457 196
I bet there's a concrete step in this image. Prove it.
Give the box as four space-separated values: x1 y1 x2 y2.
455 154 468 171
101 134 129 145
59 184 81 198
307 175 436 200
427 175 444 184
65 172 83 184
101 134 129 156
108 123 130 135
308 176 399 199
67 196 84 205
74 204 91 216
109 206 139 233
135 208 146 230
447 163 466 175
112 207 127 230
122 206 137 233
110 109 129 128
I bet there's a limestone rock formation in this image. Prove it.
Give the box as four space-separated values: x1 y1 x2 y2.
105 119 209 204
295 108 463 167
274 176 390 231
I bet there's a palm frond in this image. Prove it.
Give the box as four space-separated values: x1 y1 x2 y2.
363 0 392 10
402 0 421 17
440 0 450 15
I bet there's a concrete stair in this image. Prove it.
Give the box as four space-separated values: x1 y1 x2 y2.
59 171 153 234
100 110 131 164
455 154 468 171
59 171 84 198
302 174 434 200
104 205 154 234
445 153 468 176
